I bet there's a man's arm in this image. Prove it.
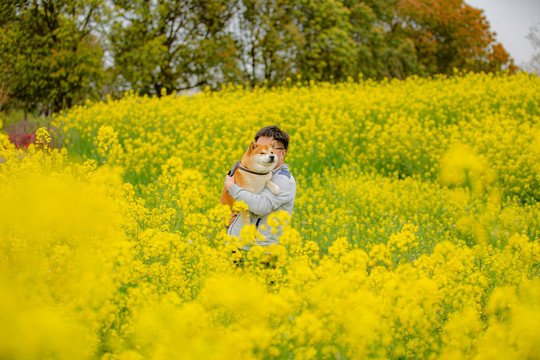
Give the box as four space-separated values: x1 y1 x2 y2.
227 175 294 217
224 175 235 192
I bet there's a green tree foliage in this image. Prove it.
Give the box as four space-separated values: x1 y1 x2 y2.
0 0 105 113
104 0 424 93
345 0 418 79
233 0 304 86
0 0 517 112
107 0 239 95
294 0 359 82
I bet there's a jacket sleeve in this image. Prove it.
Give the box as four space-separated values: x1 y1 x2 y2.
228 174 294 217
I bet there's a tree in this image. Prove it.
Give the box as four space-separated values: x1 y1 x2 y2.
107 0 239 96
396 0 516 75
293 0 358 82
0 0 105 114
1 0 519 111
524 22 540 73
345 0 418 79
233 0 304 86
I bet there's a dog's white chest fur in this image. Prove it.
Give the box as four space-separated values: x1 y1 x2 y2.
241 172 280 195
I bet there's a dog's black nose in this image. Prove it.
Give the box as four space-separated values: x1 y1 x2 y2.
270 155 275 161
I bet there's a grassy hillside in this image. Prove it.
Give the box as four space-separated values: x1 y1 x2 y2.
1 72 539 359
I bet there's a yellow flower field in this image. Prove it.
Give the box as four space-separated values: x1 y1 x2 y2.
1 72 539 359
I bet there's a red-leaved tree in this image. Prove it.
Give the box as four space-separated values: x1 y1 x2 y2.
396 0 516 75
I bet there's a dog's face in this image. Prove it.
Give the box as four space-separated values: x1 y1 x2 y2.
244 141 278 171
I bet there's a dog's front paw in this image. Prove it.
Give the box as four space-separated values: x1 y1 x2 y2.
267 180 280 195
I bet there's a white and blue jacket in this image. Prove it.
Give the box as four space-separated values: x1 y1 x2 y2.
227 163 296 248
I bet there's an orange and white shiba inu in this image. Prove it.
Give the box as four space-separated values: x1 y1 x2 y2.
221 141 280 212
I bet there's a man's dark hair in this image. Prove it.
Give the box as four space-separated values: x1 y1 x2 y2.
255 125 290 151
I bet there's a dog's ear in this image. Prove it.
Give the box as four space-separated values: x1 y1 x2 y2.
271 140 278 149
249 141 257 152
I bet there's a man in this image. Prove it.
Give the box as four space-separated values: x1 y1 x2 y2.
224 125 296 248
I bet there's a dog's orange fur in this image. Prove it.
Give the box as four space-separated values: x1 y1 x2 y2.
221 141 280 226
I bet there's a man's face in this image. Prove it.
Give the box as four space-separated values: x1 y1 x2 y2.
256 136 286 169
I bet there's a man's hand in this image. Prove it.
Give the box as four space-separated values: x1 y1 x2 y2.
228 211 238 227
224 175 236 192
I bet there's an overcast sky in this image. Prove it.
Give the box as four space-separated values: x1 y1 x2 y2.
466 0 540 66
